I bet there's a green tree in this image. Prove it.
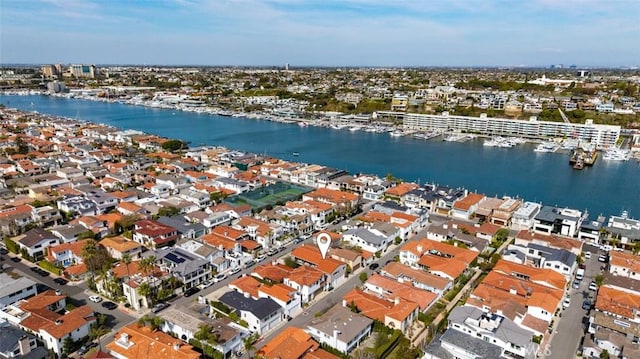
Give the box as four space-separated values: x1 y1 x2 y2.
63 336 75 355
137 283 154 307
494 228 509 243
4 237 19 254
283 256 299 268
121 253 132 280
157 206 180 217
594 274 604 287
77 230 97 240
161 139 186 152
633 241 640 255
359 272 368 283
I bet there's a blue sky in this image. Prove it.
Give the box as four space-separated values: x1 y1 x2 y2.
1 0 638 67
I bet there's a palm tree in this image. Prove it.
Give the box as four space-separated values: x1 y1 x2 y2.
89 322 110 351
137 282 153 307
121 253 132 280
149 316 165 331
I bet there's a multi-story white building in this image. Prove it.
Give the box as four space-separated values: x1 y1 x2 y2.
378 111 621 149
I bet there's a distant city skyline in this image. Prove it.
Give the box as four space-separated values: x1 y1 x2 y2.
1 0 639 67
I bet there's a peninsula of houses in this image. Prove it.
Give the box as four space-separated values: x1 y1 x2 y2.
0 106 639 359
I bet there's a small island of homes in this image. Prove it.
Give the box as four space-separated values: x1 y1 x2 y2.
0 106 639 359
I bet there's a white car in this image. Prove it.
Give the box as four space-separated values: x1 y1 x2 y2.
212 273 227 283
598 254 608 262
562 297 571 309
89 295 102 303
584 251 591 259
589 281 598 291
256 254 267 262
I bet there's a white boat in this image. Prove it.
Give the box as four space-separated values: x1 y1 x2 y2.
534 142 559 153
298 122 307 127
348 126 360 132
602 147 631 161
389 131 405 137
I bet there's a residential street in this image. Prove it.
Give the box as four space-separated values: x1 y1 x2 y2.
547 243 600 359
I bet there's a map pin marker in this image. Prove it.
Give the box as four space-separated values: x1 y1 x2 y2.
316 233 331 259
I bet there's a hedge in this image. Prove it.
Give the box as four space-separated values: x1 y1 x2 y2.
375 330 401 359
38 260 62 275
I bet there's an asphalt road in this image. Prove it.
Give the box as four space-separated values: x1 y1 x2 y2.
547 243 601 359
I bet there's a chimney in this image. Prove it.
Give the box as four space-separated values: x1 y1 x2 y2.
443 224 448 230
55 319 62 325
342 299 347 307
55 290 62 296
18 336 31 355
120 333 130 344
173 342 181 351
244 292 251 298
394 297 401 306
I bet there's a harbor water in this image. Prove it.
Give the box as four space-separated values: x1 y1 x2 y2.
2 94 638 219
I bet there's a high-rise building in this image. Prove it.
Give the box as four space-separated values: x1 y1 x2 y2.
285 63 289 71
68 64 97 78
41 64 62 78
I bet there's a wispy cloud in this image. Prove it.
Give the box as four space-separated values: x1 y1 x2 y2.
1 0 637 66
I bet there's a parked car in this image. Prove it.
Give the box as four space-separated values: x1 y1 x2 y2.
10 257 21 262
199 281 214 290
368 263 379 270
598 254 608 262
0 248 8 255
582 299 592 310
572 280 580 289
256 254 267 262
212 273 227 283
562 297 571 309
101 301 117 310
53 278 68 285
244 260 256 269
229 267 241 276
267 248 278 256
184 287 201 297
89 295 102 303
584 251 591 259
589 281 598 291
77 342 97 355
151 302 170 313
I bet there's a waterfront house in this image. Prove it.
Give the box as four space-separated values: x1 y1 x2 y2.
452 192 485 220
533 205 585 237
305 304 372 354
510 201 541 230
578 216 607 243
607 214 640 248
